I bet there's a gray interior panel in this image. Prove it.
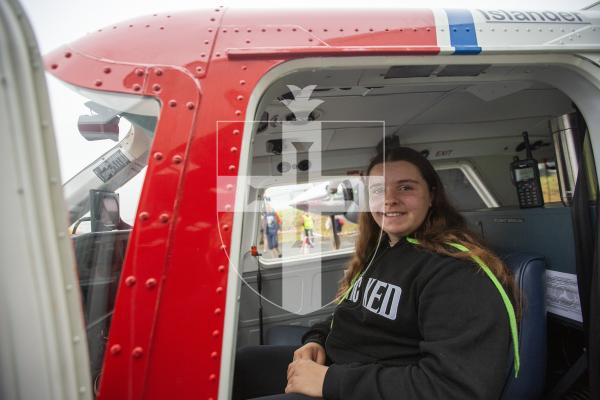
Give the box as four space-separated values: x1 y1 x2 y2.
237 256 349 348
463 206 576 274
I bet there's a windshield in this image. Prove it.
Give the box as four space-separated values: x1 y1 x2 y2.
47 74 161 393
47 74 160 231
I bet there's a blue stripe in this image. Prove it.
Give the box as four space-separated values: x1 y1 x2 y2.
445 9 481 55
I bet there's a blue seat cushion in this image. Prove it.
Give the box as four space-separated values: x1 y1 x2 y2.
500 252 547 400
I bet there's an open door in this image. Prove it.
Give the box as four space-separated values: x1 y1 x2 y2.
0 0 91 399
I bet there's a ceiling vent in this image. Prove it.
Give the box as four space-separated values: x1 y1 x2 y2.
385 64 491 79
285 109 321 122
385 65 438 79
436 64 491 77
277 91 296 102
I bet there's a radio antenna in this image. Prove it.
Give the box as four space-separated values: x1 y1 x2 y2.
522 131 533 160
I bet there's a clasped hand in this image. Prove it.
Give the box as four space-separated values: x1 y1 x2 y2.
285 342 329 398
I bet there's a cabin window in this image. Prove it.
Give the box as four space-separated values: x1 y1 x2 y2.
437 167 488 211
258 182 358 262
539 161 562 203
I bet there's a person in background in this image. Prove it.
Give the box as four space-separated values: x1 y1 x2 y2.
326 215 344 250
263 208 281 258
334 215 343 234
302 213 314 247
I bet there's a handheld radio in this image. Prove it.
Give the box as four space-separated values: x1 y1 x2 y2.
511 131 544 208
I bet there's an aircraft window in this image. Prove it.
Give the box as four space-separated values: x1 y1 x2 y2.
258 182 358 262
48 76 160 394
437 168 488 211
539 161 561 203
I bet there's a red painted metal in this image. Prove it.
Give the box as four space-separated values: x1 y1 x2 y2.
44 7 439 399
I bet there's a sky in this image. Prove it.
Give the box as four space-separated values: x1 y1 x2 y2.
17 0 597 225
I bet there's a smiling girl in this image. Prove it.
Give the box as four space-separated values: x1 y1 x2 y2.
235 145 518 400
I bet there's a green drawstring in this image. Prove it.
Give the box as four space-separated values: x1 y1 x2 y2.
406 237 520 378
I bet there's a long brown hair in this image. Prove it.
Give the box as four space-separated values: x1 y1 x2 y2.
338 146 519 312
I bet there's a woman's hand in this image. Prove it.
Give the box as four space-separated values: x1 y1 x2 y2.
293 342 327 365
285 359 328 398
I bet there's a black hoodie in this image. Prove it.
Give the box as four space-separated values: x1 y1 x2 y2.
302 237 511 400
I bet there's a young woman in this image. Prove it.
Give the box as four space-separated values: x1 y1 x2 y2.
235 146 517 400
